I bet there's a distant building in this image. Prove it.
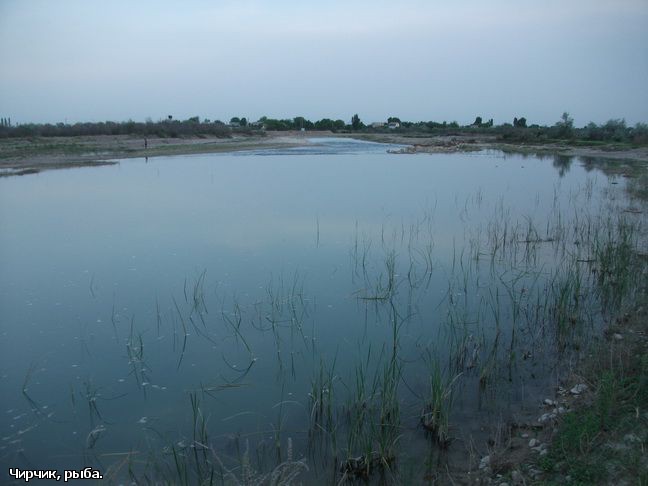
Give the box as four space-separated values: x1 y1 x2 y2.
248 120 266 129
371 122 386 128
388 122 400 129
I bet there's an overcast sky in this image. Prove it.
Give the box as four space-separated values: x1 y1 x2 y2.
1 0 647 126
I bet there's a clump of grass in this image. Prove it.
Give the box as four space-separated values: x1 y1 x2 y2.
420 350 461 447
549 264 584 348
339 349 402 482
375 359 401 464
591 216 640 311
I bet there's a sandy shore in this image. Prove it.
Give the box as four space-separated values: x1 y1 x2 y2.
1 131 647 176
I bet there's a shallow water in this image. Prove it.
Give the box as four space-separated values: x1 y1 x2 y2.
0 138 640 482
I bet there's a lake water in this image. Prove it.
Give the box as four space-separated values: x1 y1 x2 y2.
0 138 643 483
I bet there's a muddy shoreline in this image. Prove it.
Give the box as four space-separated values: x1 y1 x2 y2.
1 131 647 177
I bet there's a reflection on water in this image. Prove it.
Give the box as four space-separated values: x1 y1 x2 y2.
552 154 574 177
0 139 644 483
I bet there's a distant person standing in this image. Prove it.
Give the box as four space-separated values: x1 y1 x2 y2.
144 138 148 149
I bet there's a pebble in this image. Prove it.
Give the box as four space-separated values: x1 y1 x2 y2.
511 470 523 484
557 406 566 414
529 438 539 447
521 433 529 438
613 333 623 340
479 455 490 470
543 398 555 406
570 383 588 395
538 412 556 423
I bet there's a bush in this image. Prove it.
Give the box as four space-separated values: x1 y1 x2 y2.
632 123 648 144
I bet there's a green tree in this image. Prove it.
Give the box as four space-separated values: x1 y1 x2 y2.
351 114 363 130
555 112 574 138
314 118 334 130
560 112 573 127
293 116 314 130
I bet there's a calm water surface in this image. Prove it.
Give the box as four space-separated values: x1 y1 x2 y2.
0 138 637 482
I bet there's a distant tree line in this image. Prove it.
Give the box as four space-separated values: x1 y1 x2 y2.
0 117 232 139
1 113 646 145
355 112 648 145
254 116 348 131
0 115 350 138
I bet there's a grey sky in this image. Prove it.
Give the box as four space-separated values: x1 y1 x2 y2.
1 0 647 126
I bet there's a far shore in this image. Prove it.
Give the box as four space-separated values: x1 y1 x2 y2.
1 130 647 177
